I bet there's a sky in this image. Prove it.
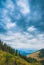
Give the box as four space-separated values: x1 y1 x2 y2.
0 0 44 51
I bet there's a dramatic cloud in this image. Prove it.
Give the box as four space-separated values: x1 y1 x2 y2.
0 0 44 51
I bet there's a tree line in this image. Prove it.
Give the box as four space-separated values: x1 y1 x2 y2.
0 40 19 55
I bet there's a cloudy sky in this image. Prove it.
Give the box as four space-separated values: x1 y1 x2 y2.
0 0 44 51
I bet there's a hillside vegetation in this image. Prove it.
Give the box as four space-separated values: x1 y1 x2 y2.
0 40 31 65
0 40 44 65
0 50 32 65
27 49 44 65
27 49 44 61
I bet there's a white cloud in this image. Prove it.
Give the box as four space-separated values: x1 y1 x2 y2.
17 0 30 15
0 31 44 50
2 0 15 16
27 26 37 32
6 22 16 29
5 0 15 11
1 9 16 29
0 0 44 50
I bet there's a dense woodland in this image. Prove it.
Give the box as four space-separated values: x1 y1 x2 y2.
0 40 19 55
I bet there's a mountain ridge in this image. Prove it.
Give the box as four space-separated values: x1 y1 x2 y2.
26 49 44 65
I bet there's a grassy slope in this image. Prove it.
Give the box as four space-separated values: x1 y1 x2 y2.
0 49 43 65
0 50 41 65
0 50 31 65
27 50 44 61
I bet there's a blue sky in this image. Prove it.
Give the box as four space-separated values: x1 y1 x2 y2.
0 0 44 51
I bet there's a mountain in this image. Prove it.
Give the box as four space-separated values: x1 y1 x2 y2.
18 49 36 56
27 49 44 61
26 49 44 65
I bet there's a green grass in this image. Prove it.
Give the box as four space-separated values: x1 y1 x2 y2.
0 50 31 65
0 50 42 65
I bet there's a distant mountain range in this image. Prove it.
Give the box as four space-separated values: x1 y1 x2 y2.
18 49 36 56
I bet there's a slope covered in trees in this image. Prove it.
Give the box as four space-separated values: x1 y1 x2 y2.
0 40 32 65
0 40 16 54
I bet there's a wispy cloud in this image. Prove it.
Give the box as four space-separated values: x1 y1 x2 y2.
17 0 30 15
27 26 37 32
6 22 16 29
0 31 44 50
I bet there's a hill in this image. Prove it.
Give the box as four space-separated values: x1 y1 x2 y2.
0 40 32 65
27 49 44 61
0 50 32 65
0 50 42 65
0 40 43 65
26 49 44 65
